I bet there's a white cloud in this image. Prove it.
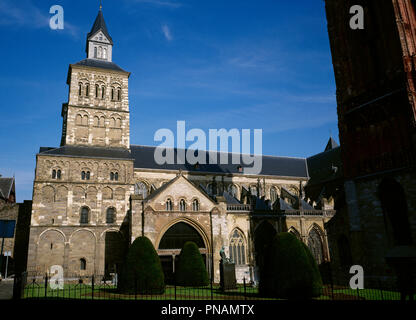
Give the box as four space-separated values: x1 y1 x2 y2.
162 24 173 41
0 0 79 38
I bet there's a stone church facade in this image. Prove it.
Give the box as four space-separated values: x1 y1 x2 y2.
26 9 335 283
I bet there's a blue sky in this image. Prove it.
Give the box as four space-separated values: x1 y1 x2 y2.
0 0 338 202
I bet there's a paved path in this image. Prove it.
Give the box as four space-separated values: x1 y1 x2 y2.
0 280 14 300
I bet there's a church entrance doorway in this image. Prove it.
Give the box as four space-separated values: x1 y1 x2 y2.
158 222 208 284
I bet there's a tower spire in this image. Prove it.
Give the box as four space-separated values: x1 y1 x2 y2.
86 5 113 61
99 0 102 11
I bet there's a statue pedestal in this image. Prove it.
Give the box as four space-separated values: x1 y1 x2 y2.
220 260 237 291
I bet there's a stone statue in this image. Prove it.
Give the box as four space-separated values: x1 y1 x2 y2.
219 246 236 290
220 246 232 263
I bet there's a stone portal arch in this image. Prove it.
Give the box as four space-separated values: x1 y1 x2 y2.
156 219 210 284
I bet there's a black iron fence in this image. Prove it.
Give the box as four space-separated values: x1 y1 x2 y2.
12 272 415 301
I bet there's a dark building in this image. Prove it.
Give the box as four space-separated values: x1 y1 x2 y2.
0 176 32 277
324 0 416 286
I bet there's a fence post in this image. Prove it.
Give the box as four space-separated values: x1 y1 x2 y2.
210 275 213 300
328 264 334 300
44 273 48 298
91 275 94 300
174 274 177 301
379 280 384 301
243 278 247 300
134 274 137 300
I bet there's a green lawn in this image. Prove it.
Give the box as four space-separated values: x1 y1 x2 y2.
23 283 267 300
23 282 415 301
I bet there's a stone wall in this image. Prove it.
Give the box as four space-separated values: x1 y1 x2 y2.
28 154 134 276
27 225 127 276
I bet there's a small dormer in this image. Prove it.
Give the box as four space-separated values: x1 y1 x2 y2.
86 8 113 62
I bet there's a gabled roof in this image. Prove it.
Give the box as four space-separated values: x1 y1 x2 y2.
87 9 113 44
144 174 217 205
130 145 308 178
0 177 14 199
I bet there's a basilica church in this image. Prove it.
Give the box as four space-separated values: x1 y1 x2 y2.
26 8 336 283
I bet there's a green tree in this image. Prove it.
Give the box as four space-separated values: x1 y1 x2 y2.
119 236 165 294
175 241 209 286
259 232 323 299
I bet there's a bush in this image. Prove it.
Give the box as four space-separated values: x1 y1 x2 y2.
259 232 323 299
175 241 209 286
118 236 165 294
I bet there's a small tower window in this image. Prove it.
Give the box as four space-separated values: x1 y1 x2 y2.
85 84 89 97
95 84 99 98
98 46 102 58
101 86 105 99
111 88 114 100
179 199 186 212
80 258 86 270
115 172 118 181
117 88 121 101
192 199 199 211
94 47 97 58
57 170 62 180
110 172 114 181
103 48 107 59
80 207 89 224
106 207 115 224
166 199 173 211
78 83 82 96
52 169 57 179
81 171 90 180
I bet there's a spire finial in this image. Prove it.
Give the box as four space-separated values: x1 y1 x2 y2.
99 0 102 11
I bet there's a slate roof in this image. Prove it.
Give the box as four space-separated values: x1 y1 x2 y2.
0 177 14 199
87 9 113 44
72 59 127 73
221 191 241 205
130 145 308 178
306 145 342 187
37 144 308 178
276 198 294 211
38 145 134 161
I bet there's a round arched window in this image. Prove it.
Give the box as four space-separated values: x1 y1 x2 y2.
106 208 115 224
80 207 89 224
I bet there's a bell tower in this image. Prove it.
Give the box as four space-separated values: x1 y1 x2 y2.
61 6 131 149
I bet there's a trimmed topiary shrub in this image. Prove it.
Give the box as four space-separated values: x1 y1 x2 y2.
259 232 323 299
175 241 209 286
118 236 165 294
